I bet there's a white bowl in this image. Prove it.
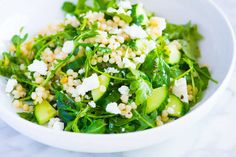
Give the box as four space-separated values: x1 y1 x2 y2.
0 0 235 153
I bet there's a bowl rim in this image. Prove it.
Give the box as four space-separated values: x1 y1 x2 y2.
0 0 235 143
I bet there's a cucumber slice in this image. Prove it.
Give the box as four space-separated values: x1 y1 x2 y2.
165 41 181 64
165 95 185 117
132 4 148 25
92 75 110 102
35 100 57 125
146 86 168 114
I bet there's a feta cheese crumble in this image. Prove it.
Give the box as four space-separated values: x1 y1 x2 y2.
136 39 156 54
48 118 64 131
118 86 130 95
118 0 132 9
123 58 136 69
28 60 48 75
62 40 74 54
5 79 17 93
78 68 85 74
124 25 147 39
76 73 100 96
104 67 119 74
88 101 96 108
106 102 121 114
173 78 188 103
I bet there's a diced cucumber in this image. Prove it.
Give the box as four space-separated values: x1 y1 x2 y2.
165 95 185 117
146 86 168 114
34 100 57 125
165 41 181 64
92 75 110 102
132 4 148 26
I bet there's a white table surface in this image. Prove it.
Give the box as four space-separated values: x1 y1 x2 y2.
1 0 236 157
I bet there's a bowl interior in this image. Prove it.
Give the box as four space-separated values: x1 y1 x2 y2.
0 0 234 153
0 0 233 114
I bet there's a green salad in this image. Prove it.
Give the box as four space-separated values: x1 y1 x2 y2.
0 0 216 133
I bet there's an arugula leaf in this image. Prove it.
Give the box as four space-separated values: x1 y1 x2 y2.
55 91 78 123
164 22 203 60
152 57 170 88
63 56 86 72
84 119 106 133
129 70 152 105
17 112 36 122
11 33 28 57
62 2 76 13
97 47 112 54
133 110 155 129
141 51 170 88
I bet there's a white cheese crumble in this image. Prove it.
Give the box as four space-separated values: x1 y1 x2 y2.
5 79 17 93
28 60 48 75
65 14 80 27
167 107 175 114
48 118 64 131
107 7 131 16
124 25 147 39
105 67 119 74
52 121 64 131
173 78 188 103
136 39 156 54
106 102 121 114
76 73 100 96
118 86 130 96
167 40 181 62
133 55 146 64
118 0 132 9
123 58 136 69
88 101 96 108
62 40 74 54
78 68 85 74
156 17 167 33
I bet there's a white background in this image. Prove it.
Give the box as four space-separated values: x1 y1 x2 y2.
0 0 236 157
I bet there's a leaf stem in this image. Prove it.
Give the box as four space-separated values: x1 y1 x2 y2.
133 110 155 128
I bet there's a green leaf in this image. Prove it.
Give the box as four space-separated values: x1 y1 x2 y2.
17 112 36 122
117 13 133 23
11 33 28 57
62 2 76 13
152 57 170 88
63 56 86 72
55 91 78 123
84 119 106 133
133 110 155 128
164 22 203 60
11 34 28 47
97 47 112 54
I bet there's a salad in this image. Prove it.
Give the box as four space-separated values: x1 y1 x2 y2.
0 0 216 134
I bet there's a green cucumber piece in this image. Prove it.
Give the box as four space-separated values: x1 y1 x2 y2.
34 100 57 125
146 86 168 114
165 95 185 117
92 75 110 102
165 42 181 64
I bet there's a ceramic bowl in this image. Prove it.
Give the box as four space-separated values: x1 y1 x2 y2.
0 0 235 153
